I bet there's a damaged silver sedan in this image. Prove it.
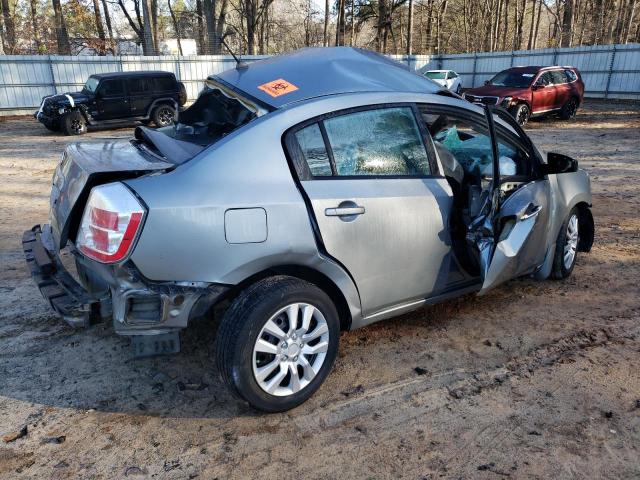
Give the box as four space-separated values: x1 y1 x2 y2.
23 47 594 412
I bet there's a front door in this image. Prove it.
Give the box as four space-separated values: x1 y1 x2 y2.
531 71 556 114
95 79 128 120
473 106 552 294
288 106 454 316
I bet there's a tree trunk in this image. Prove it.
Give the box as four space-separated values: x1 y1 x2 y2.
52 0 71 54
245 0 256 54
502 0 509 50
623 0 637 42
335 0 345 45
203 0 217 54
406 0 414 54
436 0 447 53
350 0 355 45
195 0 205 54
29 0 42 53
377 0 386 51
141 0 156 54
168 0 183 54
92 0 107 54
215 0 228 53
527 0 536 49
533 0 542 48
2 0 16 53
323 0 329 46
560 0 573 47
101 0 115 53
151 0 159 52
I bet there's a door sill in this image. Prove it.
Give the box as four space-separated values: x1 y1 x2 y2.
358 280 481 328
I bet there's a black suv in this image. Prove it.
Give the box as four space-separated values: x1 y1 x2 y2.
35 71 187 135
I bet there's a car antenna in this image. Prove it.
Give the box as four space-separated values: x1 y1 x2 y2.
220 29 248 71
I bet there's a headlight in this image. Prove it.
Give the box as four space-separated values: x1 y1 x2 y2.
500 97 513 108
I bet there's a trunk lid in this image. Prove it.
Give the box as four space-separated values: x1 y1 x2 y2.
50 140 171 251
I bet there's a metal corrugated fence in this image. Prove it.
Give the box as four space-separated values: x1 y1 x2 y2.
1 43 638 116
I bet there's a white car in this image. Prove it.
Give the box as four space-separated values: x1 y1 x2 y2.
424 70 462 94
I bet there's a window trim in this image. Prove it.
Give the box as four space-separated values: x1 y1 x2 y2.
283 103 442 181
415 102 544 181
98 79 125 97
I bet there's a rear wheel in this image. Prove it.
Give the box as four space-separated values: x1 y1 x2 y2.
61 111 87 135
551 208 580 279
510 103 530 127
151 104 176 127
455 84 462 95
560 97 579 120
215 276 340 412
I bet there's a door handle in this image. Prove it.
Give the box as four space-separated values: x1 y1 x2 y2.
520 204 542 221
325 206 365 217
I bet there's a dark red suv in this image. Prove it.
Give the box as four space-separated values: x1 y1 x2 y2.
463 66 585 126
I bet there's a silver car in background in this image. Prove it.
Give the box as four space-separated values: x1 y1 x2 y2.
23 47 594 412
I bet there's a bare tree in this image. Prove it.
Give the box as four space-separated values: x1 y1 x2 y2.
101 0 115 52
1 0 15 53
406 0 414 54
560 0 573 46
168 0 183 54
92 0 107 54
52 0 71 54
141 0 157 54
323 0 329 46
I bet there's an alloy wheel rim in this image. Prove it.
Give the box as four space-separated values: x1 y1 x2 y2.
564 214 579 269
71 119 83 133
158 108 173 125
252 302 329 397
517 106 529 125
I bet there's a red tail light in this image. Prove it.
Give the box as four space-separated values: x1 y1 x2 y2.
76 183 145 263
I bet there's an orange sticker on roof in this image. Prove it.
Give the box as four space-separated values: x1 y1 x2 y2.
258 78 299 98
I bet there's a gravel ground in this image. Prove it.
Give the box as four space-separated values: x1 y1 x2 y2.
1 100 639 479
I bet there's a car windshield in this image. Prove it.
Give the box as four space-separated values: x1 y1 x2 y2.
83 77 100 93
135 85 261 164
425 71 447 80
488 71 536 88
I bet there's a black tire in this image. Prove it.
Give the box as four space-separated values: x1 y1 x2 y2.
151 104 176 127
178 82 187 106
456 84 462 95
551 207 580 279
510 103 530 127
61 111 87 135
560 97 579 120
43 122 60 132
215 276 340 412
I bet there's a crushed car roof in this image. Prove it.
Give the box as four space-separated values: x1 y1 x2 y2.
209 47 446 109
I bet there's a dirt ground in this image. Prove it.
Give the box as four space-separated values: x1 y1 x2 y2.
0 100 639 479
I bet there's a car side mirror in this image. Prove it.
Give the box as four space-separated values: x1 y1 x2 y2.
531 83 541 90
484 80 490 85
542 152 578 174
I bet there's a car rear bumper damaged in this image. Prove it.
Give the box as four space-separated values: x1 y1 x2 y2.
23 224 228 338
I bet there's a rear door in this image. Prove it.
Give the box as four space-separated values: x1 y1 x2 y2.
473 106 552 294
287 105 454 316
95 79 128 120
127 76 154 117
